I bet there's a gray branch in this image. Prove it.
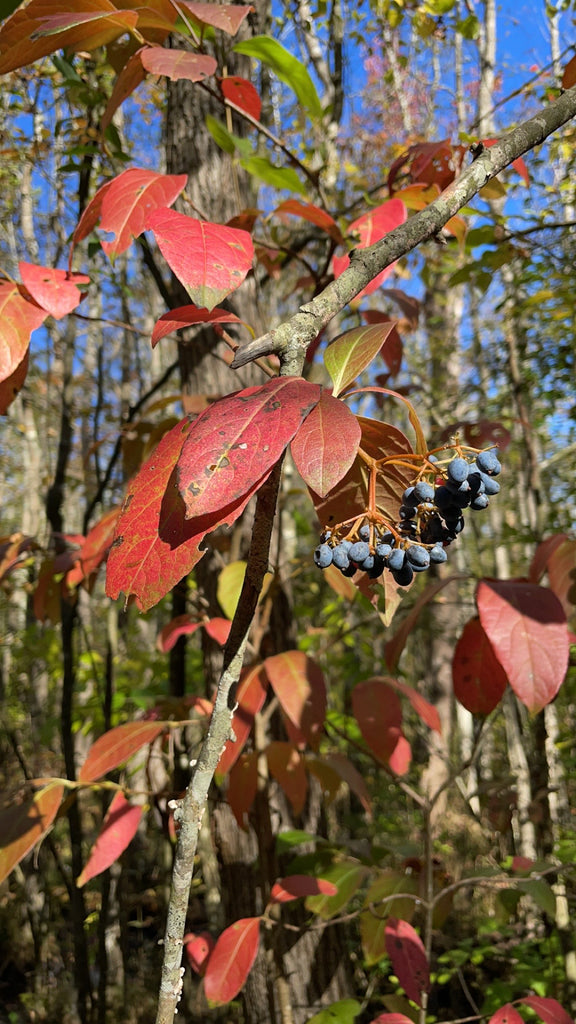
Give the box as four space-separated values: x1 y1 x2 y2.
232 84 576 373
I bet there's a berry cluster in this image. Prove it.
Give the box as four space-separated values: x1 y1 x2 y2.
314 447 501 588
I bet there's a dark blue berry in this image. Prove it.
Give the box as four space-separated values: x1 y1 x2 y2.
332 544 351 569
413 480 435 503
392 562 414 587
314 544 332 568
471 493 489 510
402 486 418 507
349 541 370 563
479 472 500 495
388 548 406 571
375 542 392 560
447 457 469 485
359 523 371 541
430 544 448 564
476 449 500 475
407 545 430 569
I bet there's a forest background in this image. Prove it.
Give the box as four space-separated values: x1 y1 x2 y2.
0 1 575 1024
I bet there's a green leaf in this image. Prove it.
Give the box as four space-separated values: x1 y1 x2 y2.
275 830 320 854
205 115 252 158
324 324 397 397
305 999 362 1024
516 879 557 918
239 155 304 193
306 861 366 920
233 36 323 120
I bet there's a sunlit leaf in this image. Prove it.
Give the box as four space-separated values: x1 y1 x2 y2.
264 650 326 751
385 918 430 1007
0 782 63 885
71 168 187 264
306 861 367 920
306 1000 362 1024
151 304 242 346
0 0 138 75
291 391 361 498
361 870 419 965
76 791 142 887
178 1 253 36
324 324 398 397
141 46 216 82
203 917 260 1007
489 1006 525 1024
78 721 166 782
477 580 569 713
0 281 47 382
234 35 323 119
18 264 89 319
267 742 307 814
177 377 320 521
184 931 214 977
146 209 253 309
521 997 574 1024
269 875 338 904
220 75 262 120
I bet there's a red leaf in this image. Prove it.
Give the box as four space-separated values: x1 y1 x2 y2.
529 533 570 585
18 263 89 319
78 721 166 783
216 666 268 779
0 281 47 382
370 1015 417 1024
385 917 430 1007
324 752 372 818
349 198 408 248
204 617 231 645
203 917 260 1007
157 615 203 652
71 168 187 264
291 391 361 497
101 47 147 131
184 931 215 976
274 199 343 244
105 417 266 611
270 875 338 904
0 347 29 413
267 742 307 814
562 53 576 89
521 997 574 1024
146 208 253 310
352 679 411 775
264 650 326 751
332 198 408 299
76 791 142 887
0 0 138 75
0 782 63 885
177 378 320 521
374 676 441 734
151 304 242 346
453 617 508 715
66 507 121 587
227 751 259 828
546 538 576 624
489 1006 525 1024
141 46 217 82
312 417 414 541
178 1 253 35
221 75 262 120
477 580 569 713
